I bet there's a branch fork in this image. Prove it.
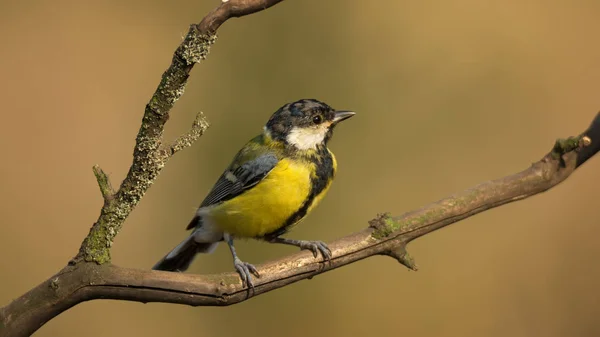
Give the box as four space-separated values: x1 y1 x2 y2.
162 112 210 157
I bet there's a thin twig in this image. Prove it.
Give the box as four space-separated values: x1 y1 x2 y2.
92 165 114 202
163 112 210 156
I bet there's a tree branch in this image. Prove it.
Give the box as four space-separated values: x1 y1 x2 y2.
0 0 597 335
3 112 599 337
199 0 286 32
73 0 286 265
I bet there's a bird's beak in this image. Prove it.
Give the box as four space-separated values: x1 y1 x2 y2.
332 110 356 124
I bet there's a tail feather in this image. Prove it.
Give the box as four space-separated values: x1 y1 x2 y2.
152 235 218 272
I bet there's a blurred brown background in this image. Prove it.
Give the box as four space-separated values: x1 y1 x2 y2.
1 0 599 336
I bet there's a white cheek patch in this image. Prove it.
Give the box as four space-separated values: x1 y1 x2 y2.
286 126 328 150
263 126 272 139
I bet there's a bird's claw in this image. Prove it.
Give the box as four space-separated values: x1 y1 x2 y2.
298 240 332 261
233 258 260 288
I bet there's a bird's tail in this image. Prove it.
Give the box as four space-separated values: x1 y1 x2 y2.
152 234 219 272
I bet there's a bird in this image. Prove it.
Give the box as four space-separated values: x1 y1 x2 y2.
152 98 355 287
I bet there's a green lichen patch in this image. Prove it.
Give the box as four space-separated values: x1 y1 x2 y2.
80 203 130 264
369 205 455 240
82 225 112 264
369 213 400 239
551 136 582 160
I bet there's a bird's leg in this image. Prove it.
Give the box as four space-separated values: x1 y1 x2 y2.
267 236 332 261
224 233 260 288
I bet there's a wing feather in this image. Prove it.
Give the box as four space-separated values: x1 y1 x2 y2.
199 152 279 208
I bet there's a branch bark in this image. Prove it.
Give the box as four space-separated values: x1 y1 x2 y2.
1 0 598 336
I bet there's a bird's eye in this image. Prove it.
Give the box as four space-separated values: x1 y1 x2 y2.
312 115 323 124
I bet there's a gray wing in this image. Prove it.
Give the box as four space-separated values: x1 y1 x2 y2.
199 152 279 208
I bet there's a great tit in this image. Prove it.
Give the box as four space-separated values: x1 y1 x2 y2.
153 99 355 287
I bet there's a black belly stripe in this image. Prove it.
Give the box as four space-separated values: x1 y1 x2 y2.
264 145 335 238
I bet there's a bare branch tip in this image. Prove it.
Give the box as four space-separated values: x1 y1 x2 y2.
92 165 115 200
387 247 418 271
165 112 210 157
192 111 210 131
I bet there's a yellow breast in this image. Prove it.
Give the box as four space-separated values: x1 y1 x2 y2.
206 158 314 238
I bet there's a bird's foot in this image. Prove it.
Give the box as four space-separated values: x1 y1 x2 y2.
267 237 333 262
295 240 332 261
233 258 260 288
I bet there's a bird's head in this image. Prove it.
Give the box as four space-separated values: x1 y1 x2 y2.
264 99 355 150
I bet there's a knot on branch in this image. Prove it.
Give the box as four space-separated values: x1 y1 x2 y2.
369 212 399 239
49 278 60 292
176 27 217 65
385 246 418 271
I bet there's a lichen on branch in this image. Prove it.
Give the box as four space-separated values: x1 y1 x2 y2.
73 29 214 264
